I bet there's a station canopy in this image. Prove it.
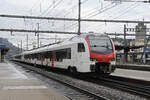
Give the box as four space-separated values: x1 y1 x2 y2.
0 44 9 54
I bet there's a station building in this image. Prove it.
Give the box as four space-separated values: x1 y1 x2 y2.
135 22 146 48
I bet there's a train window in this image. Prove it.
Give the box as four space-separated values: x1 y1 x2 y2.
34 53 38 59
48 51 52 61
78 43 85 52
50 53 52 61
43 52 48 60
24 55 27 59
34 53 37 59
31 54 34 59
37 53 41 60
54 48 71 61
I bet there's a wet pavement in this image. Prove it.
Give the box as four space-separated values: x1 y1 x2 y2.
0 62 69 100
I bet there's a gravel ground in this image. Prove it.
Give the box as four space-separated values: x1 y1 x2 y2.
12 62 147 100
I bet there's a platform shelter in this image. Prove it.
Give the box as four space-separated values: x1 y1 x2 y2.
0 44 9 62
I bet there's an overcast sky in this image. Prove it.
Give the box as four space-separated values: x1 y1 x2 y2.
0 0 150 49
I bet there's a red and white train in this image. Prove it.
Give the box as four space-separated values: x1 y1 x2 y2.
13 33 116 74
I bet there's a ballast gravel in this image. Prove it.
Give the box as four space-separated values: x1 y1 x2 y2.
42 71 147 100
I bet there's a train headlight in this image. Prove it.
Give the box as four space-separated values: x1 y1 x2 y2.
109 58 116 65
90 58 98 64
90 58 98 62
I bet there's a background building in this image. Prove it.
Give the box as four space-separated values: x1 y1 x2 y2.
135 22 146 46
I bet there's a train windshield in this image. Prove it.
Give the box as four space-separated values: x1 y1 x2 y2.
87 35 113 54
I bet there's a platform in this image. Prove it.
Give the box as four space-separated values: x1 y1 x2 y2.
115 64 150 71
0 62 69 100
111 68 150 81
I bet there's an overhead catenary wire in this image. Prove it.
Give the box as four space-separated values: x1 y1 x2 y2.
86 2 141 32
38 0 58 16
113 3 141 19
81 0 89 4
0 28 78 34
1 0 149 34
37 0 67 32
65 0 134 30
34 0 69 47
86 3 120 18
36 0 62 27
65 2 121 30
40 0 64 16
29 0 68 31
40 0 88 32
3 14 150 23
82 3 113 18
29 0 43 15
28 0 86 34
84 0 146 19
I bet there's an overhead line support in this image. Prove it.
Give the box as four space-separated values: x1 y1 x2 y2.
78 0 81 35
1 14 150 23
0 28 78 34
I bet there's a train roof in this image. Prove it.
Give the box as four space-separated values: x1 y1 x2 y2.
15 33 109 56
22 35 81 55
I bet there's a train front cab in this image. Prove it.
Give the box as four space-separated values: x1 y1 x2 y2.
85 34 116 74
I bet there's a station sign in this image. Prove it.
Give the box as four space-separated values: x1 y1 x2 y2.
144 47 149 52
0 45 6 49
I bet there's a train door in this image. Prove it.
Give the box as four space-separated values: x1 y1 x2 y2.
77 42 90 72
77 43 86 64
72 45 77 67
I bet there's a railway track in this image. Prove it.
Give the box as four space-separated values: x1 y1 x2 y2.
54 69 150 99
53 68 150 99
12 61 108 100
98 76 150 98
12 61 150 99
76 73 150 99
